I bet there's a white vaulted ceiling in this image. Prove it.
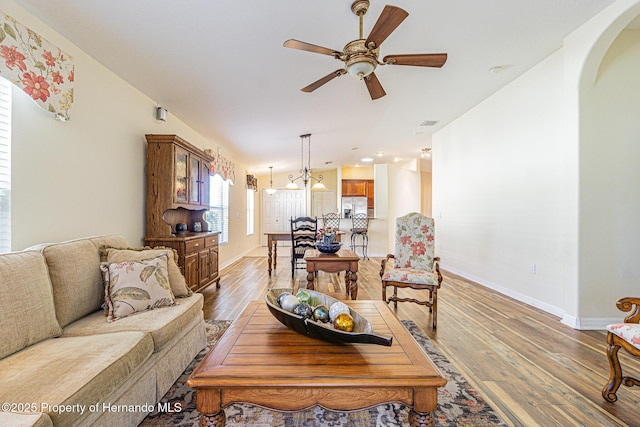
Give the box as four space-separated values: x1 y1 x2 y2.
14 0 615 174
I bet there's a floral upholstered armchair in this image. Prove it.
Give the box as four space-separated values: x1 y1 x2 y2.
380 212 442 328
602 297 640 403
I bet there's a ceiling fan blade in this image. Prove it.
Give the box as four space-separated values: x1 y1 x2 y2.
364 6 409 49
384 53 448 67
283 39 341 57
364 72 386 100
301 69 346 93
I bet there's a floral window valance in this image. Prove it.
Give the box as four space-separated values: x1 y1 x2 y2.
210 152 235 183
0 13 74 120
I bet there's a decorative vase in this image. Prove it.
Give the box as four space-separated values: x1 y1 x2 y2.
323 234 336 245
175 223 187 235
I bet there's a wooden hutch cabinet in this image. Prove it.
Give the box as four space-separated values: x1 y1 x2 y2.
144 134 220 292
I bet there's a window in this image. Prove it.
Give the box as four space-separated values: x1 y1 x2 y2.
246 189 254 236
207 174 229 244
0 77 11 253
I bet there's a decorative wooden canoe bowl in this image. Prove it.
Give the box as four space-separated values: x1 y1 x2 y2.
265 288 393 346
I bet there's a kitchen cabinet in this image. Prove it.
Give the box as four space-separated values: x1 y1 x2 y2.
342 179 374 205
366 180 374 209
342 180 367 197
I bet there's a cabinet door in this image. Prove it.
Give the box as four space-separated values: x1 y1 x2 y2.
366 180 374 208
342 180 366 196
184 252 199 290
189 155 201 204
209 247 219 284
174 147 189 204
353 181 367 196
198 249 210 288
200 162 210 207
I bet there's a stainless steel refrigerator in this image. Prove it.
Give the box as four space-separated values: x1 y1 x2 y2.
341 196 367 218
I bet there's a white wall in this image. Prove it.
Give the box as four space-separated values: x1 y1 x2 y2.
5 0 259 267
433 49 575 318
579 29 640 321
434 0 640 328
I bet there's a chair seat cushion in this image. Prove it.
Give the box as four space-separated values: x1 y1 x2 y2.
382 267 439 286
607 323 640 350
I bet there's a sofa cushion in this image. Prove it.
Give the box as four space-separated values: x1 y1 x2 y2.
101 246 192 297
101 254 177 322
62 293 204 353
0 331 153 427
37 235 128 327
0 412 53 427
0 251 63 359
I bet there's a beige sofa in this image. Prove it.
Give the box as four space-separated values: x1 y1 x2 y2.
0 235 207 427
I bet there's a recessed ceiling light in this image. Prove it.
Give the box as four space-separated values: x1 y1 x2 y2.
393 157 400 162
413 131 424 135
489 65 511 74
361 157 373 162
376 152 384 157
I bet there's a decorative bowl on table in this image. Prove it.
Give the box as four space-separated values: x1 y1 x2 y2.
315 242 342 254
264 288 393 346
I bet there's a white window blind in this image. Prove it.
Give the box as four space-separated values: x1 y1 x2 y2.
207 174 229 244
246 189 254 236
0 77 11 253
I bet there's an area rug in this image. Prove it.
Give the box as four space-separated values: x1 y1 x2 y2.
140 320 507 426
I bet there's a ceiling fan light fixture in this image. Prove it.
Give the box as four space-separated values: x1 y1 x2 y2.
346 56 377 79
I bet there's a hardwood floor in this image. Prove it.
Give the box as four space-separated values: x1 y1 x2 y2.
201 254 640 427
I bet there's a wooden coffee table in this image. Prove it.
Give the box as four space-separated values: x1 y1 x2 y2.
187 300 446 426
304 248 360 299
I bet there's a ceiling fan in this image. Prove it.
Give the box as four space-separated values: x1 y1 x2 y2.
283 0 448 100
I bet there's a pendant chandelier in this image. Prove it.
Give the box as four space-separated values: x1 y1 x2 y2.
285 133 327 190
265 166 277 195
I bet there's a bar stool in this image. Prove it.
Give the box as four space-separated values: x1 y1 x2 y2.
350 213 369 260
322 212 340 231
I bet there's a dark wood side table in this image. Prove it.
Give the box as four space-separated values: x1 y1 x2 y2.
304 248 360 299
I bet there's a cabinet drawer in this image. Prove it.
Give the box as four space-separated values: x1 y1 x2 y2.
185 238 205 253
205 234 218 248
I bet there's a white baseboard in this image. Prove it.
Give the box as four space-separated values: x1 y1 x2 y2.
442 264 565 316
562 314 618 330
442 265 616 330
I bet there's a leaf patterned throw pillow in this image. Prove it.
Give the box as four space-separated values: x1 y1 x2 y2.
100 254 177 322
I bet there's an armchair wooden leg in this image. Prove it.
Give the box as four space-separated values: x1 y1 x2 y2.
382 282 387 302
602 333 622 403
431 289 437 329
